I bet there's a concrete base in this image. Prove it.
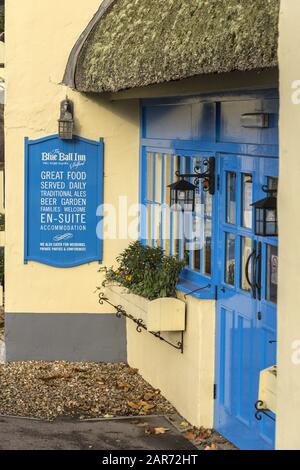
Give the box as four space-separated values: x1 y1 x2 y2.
5 313 127 363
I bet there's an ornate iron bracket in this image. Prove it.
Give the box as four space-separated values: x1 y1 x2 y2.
175 157 215 195
99 292 184 354
184 283 211 299
255 400 276 422
262 185 277 196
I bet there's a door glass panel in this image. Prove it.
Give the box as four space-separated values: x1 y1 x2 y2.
225 233 236 286
267 245 278 304
226 172 237 224
241 237 252 292
242 174 253 229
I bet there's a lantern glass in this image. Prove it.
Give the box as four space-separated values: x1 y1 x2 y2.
252 196 277 237
58 98 74 140
59 119 74 140
265 208 277 236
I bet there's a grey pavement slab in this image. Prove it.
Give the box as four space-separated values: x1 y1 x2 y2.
0 415 197 451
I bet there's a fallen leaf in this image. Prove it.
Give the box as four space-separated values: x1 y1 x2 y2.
180 421 190 428
143 392 155 401
127 401 140 410
141 403 155 412
205 444 218 451
104 414 114 419
199 429 212 439
136 422 149 428
146 427 170 435
184 431 198 441
154 427 170 435
194 439 203 447
117 382 131 391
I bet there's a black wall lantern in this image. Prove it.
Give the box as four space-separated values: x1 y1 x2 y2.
168 157 215 212
169 178 197 212
58 97 74 140
252 186 278 237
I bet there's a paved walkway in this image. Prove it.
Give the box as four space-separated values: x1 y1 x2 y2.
0 416 196 451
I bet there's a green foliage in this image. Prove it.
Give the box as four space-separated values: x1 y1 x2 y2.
101 241 184 301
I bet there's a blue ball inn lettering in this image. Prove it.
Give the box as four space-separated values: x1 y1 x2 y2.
24 135 104 267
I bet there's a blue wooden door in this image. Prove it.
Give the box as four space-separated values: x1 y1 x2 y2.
214 154 278 450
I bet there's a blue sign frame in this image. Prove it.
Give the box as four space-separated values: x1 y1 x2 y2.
24 134 104 268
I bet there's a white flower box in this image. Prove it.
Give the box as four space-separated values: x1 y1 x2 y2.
105 284 186 332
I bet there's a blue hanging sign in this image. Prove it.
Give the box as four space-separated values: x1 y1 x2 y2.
24 135 104 268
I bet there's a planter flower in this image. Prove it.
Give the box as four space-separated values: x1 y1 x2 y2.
101 242 186 333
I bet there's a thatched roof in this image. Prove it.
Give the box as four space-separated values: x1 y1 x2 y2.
63 0 280 93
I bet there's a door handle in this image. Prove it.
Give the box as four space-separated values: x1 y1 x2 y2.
255 242 262 301
245 248 256 299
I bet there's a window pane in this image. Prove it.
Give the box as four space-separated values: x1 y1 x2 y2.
164 154 172 206
268 177 278 192
241 237 252 292
225 233 236 286
267 245 278 304
147 204 153 247
194 249 201 271
226 172 237 224
155 153 162 203
242 174 253 229
203 219 212 275
172 210 180 257
147 152 154 201
193 157 202 213
154 205 161 247
204 191 213 218
192 216 201 271
162 204 171 255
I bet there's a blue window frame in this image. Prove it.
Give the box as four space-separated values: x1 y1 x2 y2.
140 147 216 296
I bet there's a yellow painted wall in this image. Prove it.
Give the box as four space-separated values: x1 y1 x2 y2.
277 0 300 450
127 295 216 428
5 0 140 314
